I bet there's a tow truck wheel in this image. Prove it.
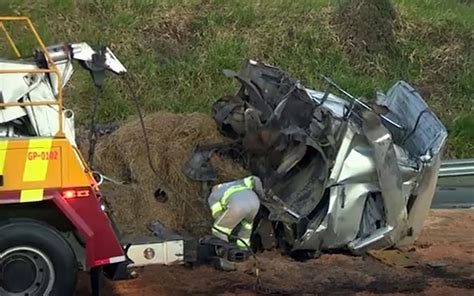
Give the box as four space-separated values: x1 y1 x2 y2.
0 219 77 296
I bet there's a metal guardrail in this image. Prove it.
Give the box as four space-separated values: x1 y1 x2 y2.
434 158 473 209
439 158 474 177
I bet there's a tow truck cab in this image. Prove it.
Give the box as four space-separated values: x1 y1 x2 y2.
0 17 249 296
0 17 198 296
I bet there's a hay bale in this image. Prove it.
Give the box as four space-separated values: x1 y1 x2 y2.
95 112 248 237
100 182 150 236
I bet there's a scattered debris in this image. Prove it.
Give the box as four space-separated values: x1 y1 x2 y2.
427 261 448 269
74 209 474 295
368 249 417 268
415 241 433 249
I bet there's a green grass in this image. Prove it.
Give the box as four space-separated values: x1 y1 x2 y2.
0 0 472 157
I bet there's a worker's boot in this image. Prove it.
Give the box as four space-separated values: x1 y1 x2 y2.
215 258 237 272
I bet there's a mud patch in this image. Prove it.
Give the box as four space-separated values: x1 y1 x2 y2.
75 211 474 295
426 266 474 289
313 256 427 294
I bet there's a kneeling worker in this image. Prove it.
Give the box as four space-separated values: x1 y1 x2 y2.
208 175 264 250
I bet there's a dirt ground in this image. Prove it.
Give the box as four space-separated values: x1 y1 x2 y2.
75 209 474 295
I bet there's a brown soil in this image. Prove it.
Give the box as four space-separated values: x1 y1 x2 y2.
94 112 248 237
75 209 474 295
333 0 399 73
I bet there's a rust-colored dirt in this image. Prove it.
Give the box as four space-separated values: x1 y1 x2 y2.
75 209 474 295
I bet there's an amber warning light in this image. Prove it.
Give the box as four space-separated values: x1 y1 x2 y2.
62 189 90 199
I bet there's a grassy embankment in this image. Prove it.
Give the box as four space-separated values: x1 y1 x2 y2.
0 0 473 157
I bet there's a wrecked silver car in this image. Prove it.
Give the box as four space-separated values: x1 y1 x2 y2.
185 60 447 258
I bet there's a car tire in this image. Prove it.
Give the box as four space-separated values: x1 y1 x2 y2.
0 219 78 296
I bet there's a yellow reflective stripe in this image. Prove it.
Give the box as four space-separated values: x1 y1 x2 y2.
211 202 224 217
212 224 233 236
241 221 253 230
20 189 44 203
221 182 253 206
217 177 255 210
244 176 254 188
236 238 251 248
0 140 8 174
221 185 246 205
23 139 53 182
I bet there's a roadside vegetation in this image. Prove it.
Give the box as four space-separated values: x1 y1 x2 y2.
0 0 472 157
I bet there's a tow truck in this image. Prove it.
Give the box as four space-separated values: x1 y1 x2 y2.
0 17 247 296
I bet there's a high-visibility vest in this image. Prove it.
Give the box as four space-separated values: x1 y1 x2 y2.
210 176 254 217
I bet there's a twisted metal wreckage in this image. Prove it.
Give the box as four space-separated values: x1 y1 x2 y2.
184 60 447 258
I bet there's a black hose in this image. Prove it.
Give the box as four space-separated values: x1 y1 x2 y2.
87 86 102 168
120 74 270 292
122 77 160 177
